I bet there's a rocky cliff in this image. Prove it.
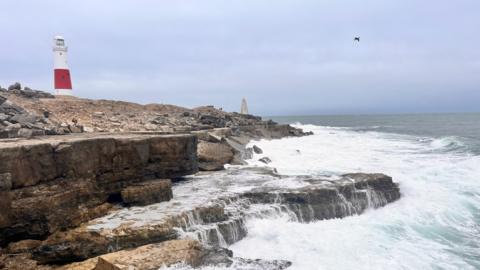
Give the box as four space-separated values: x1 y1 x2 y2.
0 133 197 246
0 83 401 270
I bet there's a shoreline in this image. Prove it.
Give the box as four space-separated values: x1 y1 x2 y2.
0 88 401 269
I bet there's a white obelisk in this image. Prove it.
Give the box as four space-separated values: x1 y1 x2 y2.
240 98 249 115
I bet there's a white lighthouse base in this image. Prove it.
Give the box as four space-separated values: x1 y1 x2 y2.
55 89 74 96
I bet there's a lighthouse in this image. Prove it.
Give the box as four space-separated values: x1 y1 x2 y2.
53 36 73 96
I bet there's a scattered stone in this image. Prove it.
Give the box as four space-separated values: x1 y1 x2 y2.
0 113 8 121
253 145 263 154
17 128 34 138
259 157 272 164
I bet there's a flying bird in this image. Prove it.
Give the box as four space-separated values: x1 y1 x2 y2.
354 37 360 42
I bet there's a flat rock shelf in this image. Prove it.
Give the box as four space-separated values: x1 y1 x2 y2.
12 166 400 267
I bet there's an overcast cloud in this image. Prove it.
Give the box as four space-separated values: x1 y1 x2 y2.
1 0 479 115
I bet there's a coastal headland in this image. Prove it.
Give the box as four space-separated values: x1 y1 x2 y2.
0 84 401 269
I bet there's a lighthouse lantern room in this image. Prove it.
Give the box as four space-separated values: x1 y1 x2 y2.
53 35 73 96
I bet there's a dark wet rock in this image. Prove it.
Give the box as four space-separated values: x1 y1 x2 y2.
244 173 401 222
243 147 254 160
253 145 263 154
259 157 272 164
199 114 227 128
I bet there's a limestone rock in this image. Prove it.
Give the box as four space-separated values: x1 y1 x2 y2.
93 240 222 270
121 179 172 206
197 141 234 171
0 133 197 245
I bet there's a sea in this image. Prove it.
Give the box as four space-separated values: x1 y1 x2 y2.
171 113 480 270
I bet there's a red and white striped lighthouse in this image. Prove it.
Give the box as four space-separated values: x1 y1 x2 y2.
53 35 73 96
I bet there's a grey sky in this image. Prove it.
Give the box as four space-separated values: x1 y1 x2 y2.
1 0 479 115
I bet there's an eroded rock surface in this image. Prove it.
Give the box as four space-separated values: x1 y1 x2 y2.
0 133 197 246
20 167 400 265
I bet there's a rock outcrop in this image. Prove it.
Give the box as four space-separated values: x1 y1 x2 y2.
197 141 234 171
53 239 290 270
0 133 198 246
2 88 310 139
0 88 78 138
15 168 400 265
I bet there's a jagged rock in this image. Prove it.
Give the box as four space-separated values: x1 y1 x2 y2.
8 88 55 99
197 141 234 171
121 179 172 206
199 114 227 128
7 82 21 91
252 145 263 154
244 173 401 221
259 157 272 164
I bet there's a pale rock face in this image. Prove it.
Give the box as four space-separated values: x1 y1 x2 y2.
197 141 234 171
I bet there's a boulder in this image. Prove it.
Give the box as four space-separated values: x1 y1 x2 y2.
7 82 21 91
259 157 272 164
197 141 234 171
252 145 263 154
0 113 9 121
121 179 172 206
93 240 231 270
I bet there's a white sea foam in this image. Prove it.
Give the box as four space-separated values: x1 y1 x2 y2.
230 124 480 270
